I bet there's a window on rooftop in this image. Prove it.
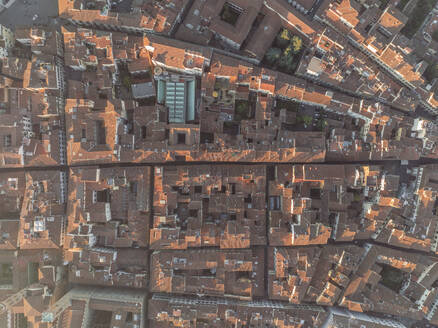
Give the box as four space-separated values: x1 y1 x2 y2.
291 215 299 224
177 133 186 145
200 132 214 144
130 181 138 195
269 196 281 211
97 236 107 246
220 2 242 26
141 126 147 139
32 124 41 140
86 2 96 9
15 313 28 328
27 262 39 285
189 209 198 217
0 104 10 114
310 188 322 199
230 183 236 194
3 134 11 147
96 189 111 203
235 270 251 281
244 194 252 203
0 263 13 285
95 120 106 145
429 178 438 185
92 310 113 327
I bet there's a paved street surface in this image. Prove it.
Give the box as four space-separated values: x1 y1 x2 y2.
0 0 58 28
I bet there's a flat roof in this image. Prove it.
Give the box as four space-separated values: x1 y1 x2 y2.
132 82 155 99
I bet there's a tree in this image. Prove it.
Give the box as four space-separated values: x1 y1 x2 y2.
265 48 282 66
283 45 293 57
317 119 328 131
291 36 303 54
122 75 132 90
278 45 296 73
302 115 313 125
278 53 294 72
296 115 312 126
276 28 292 49
234 100 250 121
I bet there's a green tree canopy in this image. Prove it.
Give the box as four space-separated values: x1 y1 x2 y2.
291 36 303 54
317 119 328 131
302 115 313 125
283 45 293 57
278 53 294 72
278 45 297 73
265 47 282 65
276 28 292 49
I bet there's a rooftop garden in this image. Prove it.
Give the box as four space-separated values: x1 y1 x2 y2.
234 99 251 121
276 99 300 112
116 62 134 99
220 2 242 26
263 28 303 75
275 99 329 132
122 75 132 90
379 264 408 293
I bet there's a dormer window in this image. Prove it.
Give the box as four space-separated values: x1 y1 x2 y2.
8 178 17 190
